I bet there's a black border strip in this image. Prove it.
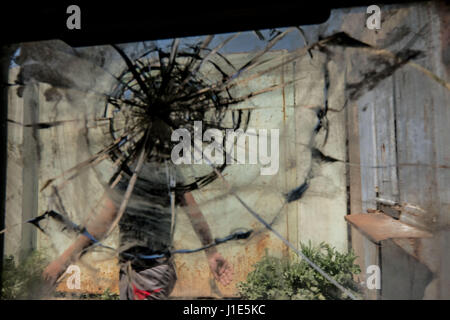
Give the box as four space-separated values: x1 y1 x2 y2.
1 1 422 46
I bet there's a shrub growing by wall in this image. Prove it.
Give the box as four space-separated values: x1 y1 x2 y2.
238 242 361 300
1 250 49 299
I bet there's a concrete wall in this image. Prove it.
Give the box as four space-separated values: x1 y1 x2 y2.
4 68 24 260
171 51 348 297
5 47 349 297
343 2 450 299
7 1 447 299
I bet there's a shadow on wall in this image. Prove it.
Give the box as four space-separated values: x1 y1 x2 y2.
380 240 433 300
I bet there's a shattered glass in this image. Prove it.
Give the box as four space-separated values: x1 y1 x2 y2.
4 14 448 299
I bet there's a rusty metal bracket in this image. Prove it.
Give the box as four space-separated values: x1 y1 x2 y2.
345 213 432 244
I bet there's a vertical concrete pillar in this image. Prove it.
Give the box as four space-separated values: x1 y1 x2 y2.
20 83 39 259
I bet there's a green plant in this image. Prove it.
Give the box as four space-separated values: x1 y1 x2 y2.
238 242 361 300
1 250 49 300
100 288 119 300
74 288 119 300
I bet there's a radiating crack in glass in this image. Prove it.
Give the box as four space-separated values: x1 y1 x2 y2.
4 26 449 299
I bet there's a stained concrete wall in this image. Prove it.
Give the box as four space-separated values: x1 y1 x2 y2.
4 68 24 260
7 1 447 299
342 2 450 299
5 47 349 297
170 51 348 297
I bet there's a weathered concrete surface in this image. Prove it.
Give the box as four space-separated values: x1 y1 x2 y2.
170 51 348 297
381 239 434 300
6 46 349 298
8 1 449 300
340 2 450 299
4 68 24 260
